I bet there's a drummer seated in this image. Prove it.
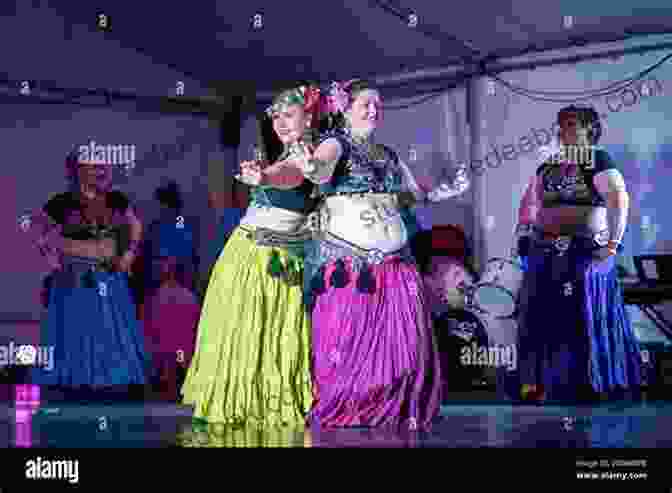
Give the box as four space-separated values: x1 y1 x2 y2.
411 225 476 314
411 226 488 395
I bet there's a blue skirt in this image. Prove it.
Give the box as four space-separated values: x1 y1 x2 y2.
31 256 148 386
517 235 641 400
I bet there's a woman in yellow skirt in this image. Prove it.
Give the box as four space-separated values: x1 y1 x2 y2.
180 84 323 429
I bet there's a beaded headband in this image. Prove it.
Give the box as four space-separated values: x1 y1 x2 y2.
265 85 321 118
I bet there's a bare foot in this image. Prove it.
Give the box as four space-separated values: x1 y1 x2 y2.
303 428 313 448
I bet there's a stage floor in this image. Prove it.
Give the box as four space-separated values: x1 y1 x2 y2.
2 401 672 447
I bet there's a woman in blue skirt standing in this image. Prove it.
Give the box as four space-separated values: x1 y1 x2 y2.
515 106 641 402
30 146 147 399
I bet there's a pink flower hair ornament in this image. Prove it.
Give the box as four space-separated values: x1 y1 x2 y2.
325 79 358 115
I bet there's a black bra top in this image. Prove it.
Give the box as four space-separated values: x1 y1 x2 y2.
61 223 119 241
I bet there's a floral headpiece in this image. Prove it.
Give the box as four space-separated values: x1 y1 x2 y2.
324 79 358 115
265 85 321 118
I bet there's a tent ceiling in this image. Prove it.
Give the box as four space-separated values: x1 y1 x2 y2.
50 0 672 95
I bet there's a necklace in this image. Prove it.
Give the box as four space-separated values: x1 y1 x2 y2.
344 126 386 162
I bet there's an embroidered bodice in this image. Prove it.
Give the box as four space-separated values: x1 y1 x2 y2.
43 191 130 240
315 129 406 197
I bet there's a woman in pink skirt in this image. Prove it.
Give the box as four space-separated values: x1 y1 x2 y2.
284 79 470 429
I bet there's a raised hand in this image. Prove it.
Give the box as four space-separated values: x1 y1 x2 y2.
235 160 264 186
287 141 316 174
427 166 470 201
262 159 306 189
115 251 136 273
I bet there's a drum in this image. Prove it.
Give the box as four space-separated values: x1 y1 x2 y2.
434 309 491 393
472 258 524 319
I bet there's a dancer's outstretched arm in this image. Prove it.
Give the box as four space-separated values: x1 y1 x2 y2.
236 138 342 190
397 159 470 207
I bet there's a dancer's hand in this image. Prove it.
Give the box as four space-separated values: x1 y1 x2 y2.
287 142 316 174
236 160 265 186
115 252 135 273
261 160 306 189
426 167 470 201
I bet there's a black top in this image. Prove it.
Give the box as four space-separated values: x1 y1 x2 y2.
536 148 618 207
43 190 130 240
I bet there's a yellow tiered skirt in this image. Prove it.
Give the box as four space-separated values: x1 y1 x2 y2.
181 226 312 427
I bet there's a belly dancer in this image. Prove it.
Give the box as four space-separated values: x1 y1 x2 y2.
181 84 321 427
515 105 641 402
289 79 470 429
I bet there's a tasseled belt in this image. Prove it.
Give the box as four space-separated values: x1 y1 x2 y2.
239 225 314 246
239 226 311 282
308 231 415 296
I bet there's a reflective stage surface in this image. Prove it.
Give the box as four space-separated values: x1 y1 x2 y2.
2 400 672 448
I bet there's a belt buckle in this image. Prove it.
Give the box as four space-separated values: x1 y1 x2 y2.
366 249 385 265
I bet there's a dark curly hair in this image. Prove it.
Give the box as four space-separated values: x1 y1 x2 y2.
257 80 331 165
329 79 377 131
557 104 602 144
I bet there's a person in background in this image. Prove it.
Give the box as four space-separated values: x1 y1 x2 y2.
29 146 147 401
515 105 641 402
411 225 486 397
412 225 476 314
141 255 199 401
142 181 197 299
199 157 248 300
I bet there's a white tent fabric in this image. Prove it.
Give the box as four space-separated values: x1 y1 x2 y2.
37 1 672 96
